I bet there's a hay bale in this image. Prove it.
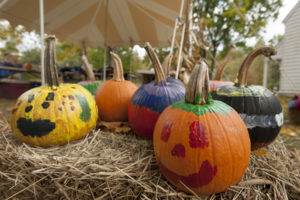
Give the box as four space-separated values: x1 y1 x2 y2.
0 118 299 199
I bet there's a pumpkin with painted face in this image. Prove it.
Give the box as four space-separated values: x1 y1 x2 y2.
153 60 250 195
212 47 283 150
10 36 98 147
128 43 185 139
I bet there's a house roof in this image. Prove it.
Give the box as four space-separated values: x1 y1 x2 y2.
283 0 300 23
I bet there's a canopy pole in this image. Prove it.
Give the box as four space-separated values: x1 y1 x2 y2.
39 0 45 85
103 0 109 81
175 23 186 79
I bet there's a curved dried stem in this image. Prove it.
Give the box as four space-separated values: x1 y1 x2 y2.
110 52 125 82
214 44 236 80
81 55 96 81
237 46 276 86
144 42 166 84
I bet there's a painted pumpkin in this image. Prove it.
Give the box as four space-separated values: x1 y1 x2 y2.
23 63 32 70
78 55 102 95
209 45 235 91
10 36 98 147
95 52 137 122
212 47 283 150
153 60 250 195
128 43 185 140
287 95 300 124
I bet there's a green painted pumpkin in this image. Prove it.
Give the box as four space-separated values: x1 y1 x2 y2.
10 36 98 147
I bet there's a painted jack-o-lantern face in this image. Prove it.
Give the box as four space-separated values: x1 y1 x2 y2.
10 84 98 146
153 61 250 195
10 36 98 147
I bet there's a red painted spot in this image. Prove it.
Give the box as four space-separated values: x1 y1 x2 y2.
12 108 18 114
70 106 75 111
62 102 65 105
171 144 185 158
69 95 75 100
63 95 66 98
128 104 160 140
161 122 172 142
58 107 62 111
158 159 217 188
189 121 209 149
17 100 22 106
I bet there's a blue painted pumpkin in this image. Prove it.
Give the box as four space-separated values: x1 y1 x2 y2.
128 43 185 139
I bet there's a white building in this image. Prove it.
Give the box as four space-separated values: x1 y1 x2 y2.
274 0 300 95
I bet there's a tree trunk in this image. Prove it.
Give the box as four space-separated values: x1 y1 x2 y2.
210 48 217 79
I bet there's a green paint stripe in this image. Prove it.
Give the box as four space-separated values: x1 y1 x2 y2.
75 94 91 122
171 98 233 116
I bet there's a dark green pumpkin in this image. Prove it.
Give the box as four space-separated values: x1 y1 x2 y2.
212 47 283 150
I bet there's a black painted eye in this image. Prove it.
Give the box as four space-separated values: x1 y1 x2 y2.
46 92 55 101
42 102 50 109
25 105 33 113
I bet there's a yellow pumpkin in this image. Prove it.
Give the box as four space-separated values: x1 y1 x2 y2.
10 36 98 147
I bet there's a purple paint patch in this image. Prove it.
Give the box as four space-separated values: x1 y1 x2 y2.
161 122 172 142
17 100 22 106
171 144 185 158
58 107 62 111
189 121 209 149
158 159 217 188
70 106 75 111
69 95 75 100
62 102 65 105
63 95 66 98
71 86 76 89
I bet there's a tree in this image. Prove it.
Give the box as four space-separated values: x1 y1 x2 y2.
0 20 25 56
19 48 41 65
193 0 282 77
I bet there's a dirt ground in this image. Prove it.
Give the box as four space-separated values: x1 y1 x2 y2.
1 95 300 150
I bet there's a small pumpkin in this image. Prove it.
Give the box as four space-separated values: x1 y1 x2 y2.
23 63 32 70
10 36 98 147
78 55 102 95
212 47 283 150
209 45 235 91
128 43 186 139
95 52 137 122
153 60 250 195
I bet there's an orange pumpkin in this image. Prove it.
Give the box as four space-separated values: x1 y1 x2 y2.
23 63 32 70
95 52 138 122
153 60 250 195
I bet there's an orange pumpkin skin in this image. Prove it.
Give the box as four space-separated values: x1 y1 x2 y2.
153 103 250 195
95 80 137 122
23 63 32 70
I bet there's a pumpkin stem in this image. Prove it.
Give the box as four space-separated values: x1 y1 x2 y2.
237 46 276 86
44 35 59 87
185 59 210 105
144 42 166 84
214 44 235 80
162 53 173 77
81 55 96 81
110 52 125 82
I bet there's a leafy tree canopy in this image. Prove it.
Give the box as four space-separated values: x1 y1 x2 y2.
193 0 282 75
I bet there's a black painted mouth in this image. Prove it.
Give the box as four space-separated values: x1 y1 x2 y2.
17 118 56 137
